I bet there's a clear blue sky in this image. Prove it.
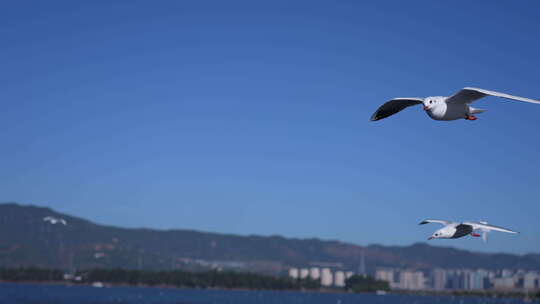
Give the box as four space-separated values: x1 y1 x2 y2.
2 1 540 254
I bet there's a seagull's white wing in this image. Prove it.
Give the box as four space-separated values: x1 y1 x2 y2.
370 98 424 121
419 219 453 226
463 221 519 234
446 87 540 105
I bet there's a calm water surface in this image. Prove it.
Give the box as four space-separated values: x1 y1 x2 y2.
0 283 533 304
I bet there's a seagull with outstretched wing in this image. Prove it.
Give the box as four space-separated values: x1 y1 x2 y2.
419 219 518 242
43 216 67 225
371 87 540 121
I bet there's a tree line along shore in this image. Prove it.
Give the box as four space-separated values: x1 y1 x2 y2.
2 267 538 300
0 267 387 292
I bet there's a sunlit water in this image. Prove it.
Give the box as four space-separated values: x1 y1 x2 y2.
0 283 533 304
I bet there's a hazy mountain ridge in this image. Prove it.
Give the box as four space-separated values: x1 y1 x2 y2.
0 203 538 274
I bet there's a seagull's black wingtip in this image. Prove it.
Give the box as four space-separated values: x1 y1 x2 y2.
419 221 428 225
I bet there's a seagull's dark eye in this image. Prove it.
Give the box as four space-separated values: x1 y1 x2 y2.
429 100 432 104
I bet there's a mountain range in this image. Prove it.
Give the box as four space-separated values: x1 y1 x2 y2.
1 203 539 275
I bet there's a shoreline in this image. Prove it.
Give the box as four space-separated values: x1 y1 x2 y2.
1 280 538 301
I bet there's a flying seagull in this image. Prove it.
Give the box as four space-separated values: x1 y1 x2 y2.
419 219 518 242
370 87 540 121
43 216 67 225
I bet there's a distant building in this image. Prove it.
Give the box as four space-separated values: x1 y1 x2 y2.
492 277 516 290
334 271 346 287
300 268 309 279
523 272 539 290
321 268 333 287
462 270 472 290
398 270 426 290
310 267 320 280
345 271 354 279
375 267 539 292
445 269 465 290
375 268 394 283
432 268 447 290
501 269 514 278
359 249 366 276
376 268 396 289
468 269 488 290
289 268 299 279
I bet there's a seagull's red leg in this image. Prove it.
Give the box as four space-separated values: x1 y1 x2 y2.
470 233 481 237
465 115 477 120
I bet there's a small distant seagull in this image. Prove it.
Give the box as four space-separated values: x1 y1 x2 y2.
370 87 540 121
43 216 67 225
419 219 518 242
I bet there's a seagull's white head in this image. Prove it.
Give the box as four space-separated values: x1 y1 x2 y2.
428 228 452 240
423 96 444 112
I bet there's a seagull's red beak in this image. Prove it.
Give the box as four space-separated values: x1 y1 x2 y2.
423 106 429 111
428 236 434 240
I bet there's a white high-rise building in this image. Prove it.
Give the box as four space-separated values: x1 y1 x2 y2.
493 277 516 290
321 268 333 287
376 268 395 288
310 267 321 280
432 268 447 290
398 270 426 290
501 269 513 278
461 270 472 290
300 268 309 279
289 268 299 279
334 271 346 287
468 269 487 290
346 271 354 279
524 272 539 290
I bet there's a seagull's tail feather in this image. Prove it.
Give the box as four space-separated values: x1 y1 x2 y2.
479 220 489 242
482 230 489 242
470 107 485 114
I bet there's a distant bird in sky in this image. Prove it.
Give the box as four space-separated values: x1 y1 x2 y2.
370 87 540 121
419 219 518 242
43 216 67 225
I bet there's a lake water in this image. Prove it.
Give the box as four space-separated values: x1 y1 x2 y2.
0 283 533 304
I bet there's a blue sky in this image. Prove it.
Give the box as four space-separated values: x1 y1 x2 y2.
1 1 540 254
